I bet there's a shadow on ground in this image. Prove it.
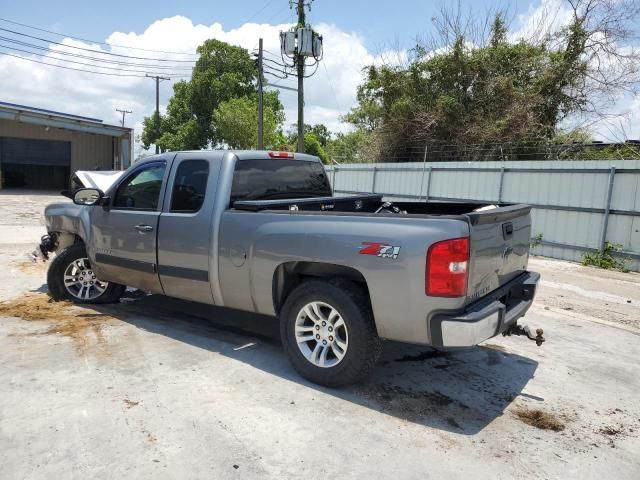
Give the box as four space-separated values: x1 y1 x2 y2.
28 287 539 435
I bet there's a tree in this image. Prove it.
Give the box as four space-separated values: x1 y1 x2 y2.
303 133 329 163
305 124 331 146
325 130 373 163
142 39 263 151
212 92 285 149
345 0 640 162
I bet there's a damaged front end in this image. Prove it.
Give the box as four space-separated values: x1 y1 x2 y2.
32 233 58 261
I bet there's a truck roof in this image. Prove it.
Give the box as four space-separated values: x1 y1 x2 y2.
136 150 321 166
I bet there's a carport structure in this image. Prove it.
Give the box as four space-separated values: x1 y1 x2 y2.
0 101 132 190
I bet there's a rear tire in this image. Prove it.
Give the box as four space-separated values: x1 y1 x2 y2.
280 279 382 387
47 243 126 304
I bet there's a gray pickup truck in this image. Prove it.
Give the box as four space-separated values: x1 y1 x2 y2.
41 150 541 386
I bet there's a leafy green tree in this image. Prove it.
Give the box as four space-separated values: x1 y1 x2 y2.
282 129 330 163
325 130 372 163
345 2 640 162
305 124 331 146
142 39 261 151
212 92 285 149
303 133 329 163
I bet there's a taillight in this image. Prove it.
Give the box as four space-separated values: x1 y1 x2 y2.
268 151 295 159
426 237 469 297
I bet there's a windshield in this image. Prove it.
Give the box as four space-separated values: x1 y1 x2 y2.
230 159 332 204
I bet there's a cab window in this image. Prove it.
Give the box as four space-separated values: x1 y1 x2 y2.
113 163 166 210
170 160 209 212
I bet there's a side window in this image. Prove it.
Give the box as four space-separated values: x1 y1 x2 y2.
170 160 209 212
113 163 166 210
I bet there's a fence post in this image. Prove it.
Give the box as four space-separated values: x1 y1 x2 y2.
599 166 616 252
425 166 433 200
371 166 378 193
419 144 428 201
332 166 337 191
497 166 506 203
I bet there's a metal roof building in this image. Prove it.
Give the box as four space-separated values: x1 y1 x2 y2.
0 101 132 190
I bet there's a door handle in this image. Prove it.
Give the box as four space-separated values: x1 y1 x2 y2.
134 224 154 233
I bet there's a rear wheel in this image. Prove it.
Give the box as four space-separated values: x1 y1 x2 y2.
280 279 382 387
47 243 126 303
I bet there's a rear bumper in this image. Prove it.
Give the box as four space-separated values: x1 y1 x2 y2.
429 271 540 347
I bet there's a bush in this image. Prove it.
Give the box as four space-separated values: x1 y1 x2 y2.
582 242 629 272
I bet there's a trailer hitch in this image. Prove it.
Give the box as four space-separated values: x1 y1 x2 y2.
503 324 545 346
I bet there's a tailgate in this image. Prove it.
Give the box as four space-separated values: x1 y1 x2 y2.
464 205 532 304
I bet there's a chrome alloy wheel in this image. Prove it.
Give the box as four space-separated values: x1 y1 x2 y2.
63 257 108 301
295 301 349 368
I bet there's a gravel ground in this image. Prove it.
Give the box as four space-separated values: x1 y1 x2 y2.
1 190 639 480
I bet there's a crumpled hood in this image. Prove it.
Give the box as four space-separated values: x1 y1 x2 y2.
73 170 125 191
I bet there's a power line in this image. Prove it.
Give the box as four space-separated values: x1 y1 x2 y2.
0 42 192 75
262 56 289 69
245 0 278 24
264 68 289 80
265 2 293 25
0 17 199 56
0 36 194 69
322 61 342 114
0 50 190 78
0 27 197 63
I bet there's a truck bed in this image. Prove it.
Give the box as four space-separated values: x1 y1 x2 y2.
233 193 524 219
231 193 532 307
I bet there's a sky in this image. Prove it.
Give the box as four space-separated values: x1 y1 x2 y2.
0 0 638 157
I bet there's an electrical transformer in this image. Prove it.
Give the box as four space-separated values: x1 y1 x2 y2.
312 32 323 58
280 27 323 58
281 31 296 56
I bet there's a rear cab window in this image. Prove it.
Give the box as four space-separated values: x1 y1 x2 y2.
230 159 331 205
170 160 209 213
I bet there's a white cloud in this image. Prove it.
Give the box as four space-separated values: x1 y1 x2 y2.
510 0 574 42
0 16 382 157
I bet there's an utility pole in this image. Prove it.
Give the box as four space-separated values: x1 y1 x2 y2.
115 108 132 127
296 0 305 153
146 74 170 154
280 1 320 153
257 38 264 150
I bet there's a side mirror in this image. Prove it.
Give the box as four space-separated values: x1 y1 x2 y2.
73 188 104 206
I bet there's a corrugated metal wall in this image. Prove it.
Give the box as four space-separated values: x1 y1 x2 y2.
327 160 640 271
0 118 114 172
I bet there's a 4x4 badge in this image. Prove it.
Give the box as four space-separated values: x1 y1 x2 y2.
359 242 401 259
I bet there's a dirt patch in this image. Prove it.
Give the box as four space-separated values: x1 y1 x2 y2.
599 425 624 436
0 293 115 354
513 406 566 432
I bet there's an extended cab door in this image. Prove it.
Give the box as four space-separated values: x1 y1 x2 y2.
156 153 221 304
88 159 168 293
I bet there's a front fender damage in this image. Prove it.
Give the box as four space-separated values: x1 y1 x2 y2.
31 202 89 262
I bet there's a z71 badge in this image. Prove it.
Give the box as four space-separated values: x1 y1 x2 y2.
359 242 401 259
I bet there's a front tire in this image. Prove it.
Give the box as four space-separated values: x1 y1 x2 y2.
47 243 126 304
280 279 382 387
